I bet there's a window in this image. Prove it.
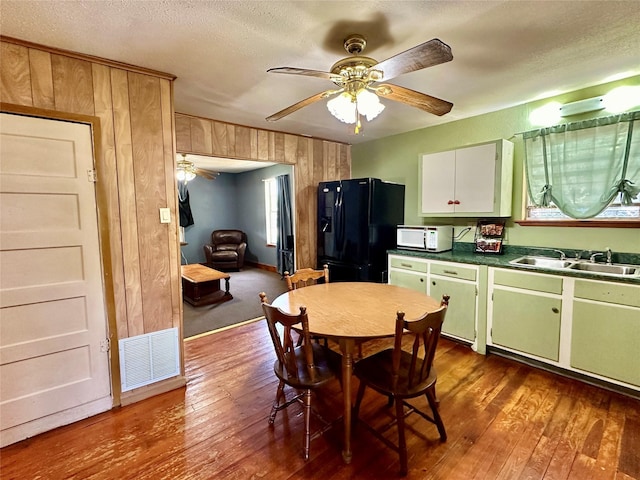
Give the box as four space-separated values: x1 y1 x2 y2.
522 111 640 224
526 194 640 221
264 177 278 245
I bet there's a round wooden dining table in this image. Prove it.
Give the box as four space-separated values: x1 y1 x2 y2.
271 282 441 463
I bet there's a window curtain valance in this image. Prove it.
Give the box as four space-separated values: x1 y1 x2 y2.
523 110 640 219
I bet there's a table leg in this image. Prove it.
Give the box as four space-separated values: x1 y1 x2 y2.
339 338 355 464
224 277 230 295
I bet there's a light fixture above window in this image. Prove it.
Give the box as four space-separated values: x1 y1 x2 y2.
559 96 605 117
529 85 640 126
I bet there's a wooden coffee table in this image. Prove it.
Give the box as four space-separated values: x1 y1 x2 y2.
181 264 232 307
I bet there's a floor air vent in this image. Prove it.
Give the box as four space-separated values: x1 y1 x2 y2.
118 327 180 392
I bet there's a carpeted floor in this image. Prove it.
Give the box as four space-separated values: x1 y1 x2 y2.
182 266 289 338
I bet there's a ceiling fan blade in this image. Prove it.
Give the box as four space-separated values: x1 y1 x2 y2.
373 39 453 82
266 89 342 121
374 84 453 116
267 67 343 82
196 168 218 180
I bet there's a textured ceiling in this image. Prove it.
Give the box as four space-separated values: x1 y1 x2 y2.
2 0 640 150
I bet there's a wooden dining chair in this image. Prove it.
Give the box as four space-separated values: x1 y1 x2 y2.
284 264 329 291
259 292 340 460
353 295 450 476
285 265 330 347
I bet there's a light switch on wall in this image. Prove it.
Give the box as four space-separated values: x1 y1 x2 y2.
159 208 171 224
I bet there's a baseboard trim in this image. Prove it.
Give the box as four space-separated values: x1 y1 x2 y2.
120 375 187 406
245 261 277 273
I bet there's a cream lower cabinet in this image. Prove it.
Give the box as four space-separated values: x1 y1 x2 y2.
489 269 563 361
571 280 640 388
489 268 640 392
388 255 428 293
388 255 481 347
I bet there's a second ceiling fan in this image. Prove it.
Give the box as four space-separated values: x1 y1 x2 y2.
266 34 454 132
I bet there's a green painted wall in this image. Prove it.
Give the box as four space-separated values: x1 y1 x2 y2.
352 76 640 254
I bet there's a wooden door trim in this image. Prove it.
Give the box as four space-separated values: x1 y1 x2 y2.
1 102 121 405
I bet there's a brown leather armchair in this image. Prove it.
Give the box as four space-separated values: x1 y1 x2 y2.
203 229 247 271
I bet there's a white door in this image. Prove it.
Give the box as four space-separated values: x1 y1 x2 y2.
0 113 112 447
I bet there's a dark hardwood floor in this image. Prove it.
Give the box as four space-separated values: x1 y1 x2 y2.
1 320 639 479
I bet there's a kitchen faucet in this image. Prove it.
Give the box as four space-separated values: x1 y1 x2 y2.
589 252 604 263
551 249 566 260
575 249 590 260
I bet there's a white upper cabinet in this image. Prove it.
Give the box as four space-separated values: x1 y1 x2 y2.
419 139 514 217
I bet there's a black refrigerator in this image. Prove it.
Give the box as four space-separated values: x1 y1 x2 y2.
317 178 405 282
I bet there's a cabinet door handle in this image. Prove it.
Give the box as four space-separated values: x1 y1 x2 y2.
400 263 413 268
420 278 424 282
443 270 458 275
454 200 460 205
552 307 560 314
447 200 454 205
432 281 436 285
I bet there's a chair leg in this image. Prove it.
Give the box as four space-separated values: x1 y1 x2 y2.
353 380 367 426
269 380 285 425
395 397 408 476
426 387 447 441
302 389 312 460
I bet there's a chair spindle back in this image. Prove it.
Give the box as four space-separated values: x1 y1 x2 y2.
392 295 449 390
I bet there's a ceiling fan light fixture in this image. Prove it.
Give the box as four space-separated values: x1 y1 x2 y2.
176 155 198 182
356 89 385 121
327 92 357 124
327 89 385 126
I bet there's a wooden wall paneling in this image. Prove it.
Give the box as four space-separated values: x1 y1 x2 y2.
110 68 144 339
0 42 32 106
28 49 55 110
284 134 298 164
51 55 95 116
92 63 128 346
211 120 229 156
159 79 183 335
127 72 173 334
189 116 212 155
256 129 269 160
339 144 351 180
234 125 255 160
294 139 314 269
226 124 236 157
269 131 285 162
312 139 325 182
174 113 191 152
325 142 337 180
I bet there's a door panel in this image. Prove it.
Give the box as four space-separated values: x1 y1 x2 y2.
421 150 455 213
455 143 496 213
0 113 111 447
492 289 561 361
430 277 476 341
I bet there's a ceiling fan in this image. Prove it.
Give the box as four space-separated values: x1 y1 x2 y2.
176 154 219 182
265 34 453 132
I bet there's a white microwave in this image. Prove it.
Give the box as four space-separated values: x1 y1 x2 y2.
397 225 453 252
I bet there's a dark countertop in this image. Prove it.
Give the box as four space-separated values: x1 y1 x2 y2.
388 244 640 285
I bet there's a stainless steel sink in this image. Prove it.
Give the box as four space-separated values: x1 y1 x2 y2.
509 256 576 269
568 262 639 276
509 255 640 277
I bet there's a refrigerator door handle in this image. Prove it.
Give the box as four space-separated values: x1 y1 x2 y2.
335 186 345 251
